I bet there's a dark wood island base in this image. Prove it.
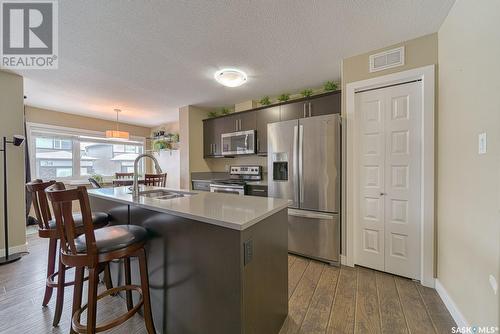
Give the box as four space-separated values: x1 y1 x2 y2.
90 195 288 334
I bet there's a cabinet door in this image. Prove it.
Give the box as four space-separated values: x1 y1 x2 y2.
308 92 341 117
203 120 215 157
280 101 305 121
256 106 280 154
238 111 256 131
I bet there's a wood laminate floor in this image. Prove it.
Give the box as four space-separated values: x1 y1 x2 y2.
0 232 455 333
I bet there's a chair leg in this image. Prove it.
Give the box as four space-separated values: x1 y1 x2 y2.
52 255 66 327
42 238 57 306
103 263 113 291
124 257 133 311
86 268 99 334
138 248 156 334
70 267 84 334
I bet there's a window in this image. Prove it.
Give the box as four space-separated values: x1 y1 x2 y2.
29 125 145 180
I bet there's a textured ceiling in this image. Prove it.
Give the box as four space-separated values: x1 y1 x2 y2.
14 0 454 127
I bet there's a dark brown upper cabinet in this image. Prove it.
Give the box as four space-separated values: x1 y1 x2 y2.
203 117 233 157
226 112 257 132
256 106 280 154
279 101 303 121
203 90 340 158
305 91 341 117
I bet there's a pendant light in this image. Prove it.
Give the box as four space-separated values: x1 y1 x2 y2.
106 109 130 140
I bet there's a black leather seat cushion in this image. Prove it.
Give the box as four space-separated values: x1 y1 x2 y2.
75 225 148 253
48 211 109 229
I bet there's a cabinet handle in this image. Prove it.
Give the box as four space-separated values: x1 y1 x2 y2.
256 138 260 151
309 102 312 117
235 119 238 131
239 119 242 131
214 143 217 153
303 103 307 118
252 189 266 192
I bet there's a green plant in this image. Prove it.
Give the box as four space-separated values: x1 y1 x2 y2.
220 107 232 115
301 89 313 97
259 96 271 106
277 93 290 102
207 111 219 118
323 81 338 91
153 139 170 150
91 174 103 183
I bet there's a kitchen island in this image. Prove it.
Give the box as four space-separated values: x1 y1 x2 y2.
87 186 289 334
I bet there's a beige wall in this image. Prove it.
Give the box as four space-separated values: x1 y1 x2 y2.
179 105 211 189
437 0 500 326
206 156 268 173
25 106 151 137
341 33 438 259
0 71 26 252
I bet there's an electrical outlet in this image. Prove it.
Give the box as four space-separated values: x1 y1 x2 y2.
244 240 253 266
225 164 230 172
478 132 487 154
489 275 498 295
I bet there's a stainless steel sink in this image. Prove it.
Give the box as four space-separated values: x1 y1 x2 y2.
135 189 195 200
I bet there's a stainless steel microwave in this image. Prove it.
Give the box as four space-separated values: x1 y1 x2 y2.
221 130 256 155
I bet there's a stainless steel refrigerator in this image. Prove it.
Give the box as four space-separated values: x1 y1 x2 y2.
268 114 340 264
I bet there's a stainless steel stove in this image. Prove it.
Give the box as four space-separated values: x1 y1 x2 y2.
209 165 262 195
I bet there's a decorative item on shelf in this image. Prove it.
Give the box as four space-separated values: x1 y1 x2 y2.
207 111 219 118
259 96 271 106
277 93 290 102
323 81 338 91
1 135 25 265
220 107 232 115
91 174 103 183
106 109 130 140
152 132 179 151
301 89 313 97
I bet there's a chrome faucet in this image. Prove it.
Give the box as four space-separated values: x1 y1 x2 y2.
132 153 163 196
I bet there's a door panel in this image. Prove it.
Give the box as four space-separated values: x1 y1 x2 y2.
308 92 341 117
288 209 339 263
256 106 280 154
298 114 340 212
280 101 303 121
356 90 385 271
355 81 422 280
383 82 421 279
267 119 299 208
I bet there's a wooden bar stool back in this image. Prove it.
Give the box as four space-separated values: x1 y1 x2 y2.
26 179 111 327
144 173 167 187
46 183 156 334
115 172 134 179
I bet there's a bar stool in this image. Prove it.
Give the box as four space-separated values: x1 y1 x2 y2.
46 183 156 334
26 179 112 327
144 173 167 187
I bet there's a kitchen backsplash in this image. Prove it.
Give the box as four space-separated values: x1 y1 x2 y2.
206 155 268 173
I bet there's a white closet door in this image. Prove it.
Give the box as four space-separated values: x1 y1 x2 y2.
356 90 386 271
355 81 422 280
383 82 421 279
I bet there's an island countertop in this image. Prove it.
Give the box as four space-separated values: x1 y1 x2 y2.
87 186 289 231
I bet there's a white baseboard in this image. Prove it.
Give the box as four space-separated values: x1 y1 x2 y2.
0 243 28 257
435 279 469 328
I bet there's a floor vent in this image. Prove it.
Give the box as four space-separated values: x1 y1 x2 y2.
369 46 405 72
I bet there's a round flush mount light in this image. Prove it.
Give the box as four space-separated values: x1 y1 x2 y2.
214 68 248 87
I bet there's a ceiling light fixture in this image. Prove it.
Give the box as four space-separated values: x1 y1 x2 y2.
106 109 130 140
214 68 248 87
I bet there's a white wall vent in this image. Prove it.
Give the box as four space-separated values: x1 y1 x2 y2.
369 46 405 72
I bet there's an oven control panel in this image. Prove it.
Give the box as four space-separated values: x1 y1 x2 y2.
230 165 262 176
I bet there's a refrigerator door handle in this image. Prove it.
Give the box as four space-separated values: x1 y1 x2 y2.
299 124 304 205
288 209 335 220
293 125 299 206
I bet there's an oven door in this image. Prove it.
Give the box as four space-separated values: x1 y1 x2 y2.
209 184 245 195
221 130 256 155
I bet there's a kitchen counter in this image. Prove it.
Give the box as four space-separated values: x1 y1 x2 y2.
88 185 288 334
88 186 286 230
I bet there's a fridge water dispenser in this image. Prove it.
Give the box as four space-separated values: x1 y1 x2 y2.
272 152 288 181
